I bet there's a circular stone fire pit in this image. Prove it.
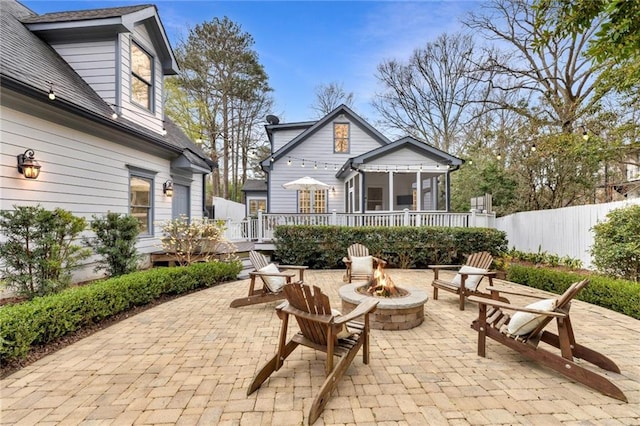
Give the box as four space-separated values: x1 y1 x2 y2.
339 283 428 330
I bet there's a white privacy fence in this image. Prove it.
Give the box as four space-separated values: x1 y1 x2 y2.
495 198 640 270
220 209 496 242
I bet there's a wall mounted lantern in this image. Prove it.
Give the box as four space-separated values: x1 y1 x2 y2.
163 180 174 197
17 149 41 179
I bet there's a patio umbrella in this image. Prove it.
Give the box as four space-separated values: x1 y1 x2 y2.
282 176 331 191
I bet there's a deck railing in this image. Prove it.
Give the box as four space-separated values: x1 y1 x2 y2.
221 209 496 242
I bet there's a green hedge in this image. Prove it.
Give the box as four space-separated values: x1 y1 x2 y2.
0 260 241 364
274 225 508 269
507 264 640 320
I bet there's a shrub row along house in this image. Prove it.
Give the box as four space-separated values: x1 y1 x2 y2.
0 1 214 281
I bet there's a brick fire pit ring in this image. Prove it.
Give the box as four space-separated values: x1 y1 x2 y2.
339 283 428 330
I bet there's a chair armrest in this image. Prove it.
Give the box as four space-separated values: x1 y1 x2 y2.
468 296 566 318
277 265 308 270
250 271 297 278
372 257 387 266
485 286 547 298
335 299 379 324
459 271 496 276
342 257 351 264
428 264 463 270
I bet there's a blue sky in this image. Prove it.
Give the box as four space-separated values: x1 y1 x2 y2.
22 0 483 124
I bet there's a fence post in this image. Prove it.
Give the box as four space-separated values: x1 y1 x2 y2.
470 210 476 228
331 209 337 226
489 212 496 228
403 208 410 226
257 210 264 243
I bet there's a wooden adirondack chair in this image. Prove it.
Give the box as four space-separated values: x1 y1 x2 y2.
229 251 308 308
342 243 386 283
429 251 504 310
469 280 627 402
248 282 379 425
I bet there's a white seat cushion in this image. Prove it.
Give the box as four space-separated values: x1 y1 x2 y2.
350 255 373 276
507 298 558 336
451 265 488 290
258 263 286 293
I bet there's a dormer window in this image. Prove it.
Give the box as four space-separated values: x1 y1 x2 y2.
131 42 153 110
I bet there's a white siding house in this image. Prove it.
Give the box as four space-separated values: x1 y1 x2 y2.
258 105 463 214
0 1 214 282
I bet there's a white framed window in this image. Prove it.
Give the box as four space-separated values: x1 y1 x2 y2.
298 190 311 213
131 42 153 110
129 167 156 236
334 123 350 153
249 198 266 216
298 190 327 213
314 190 327 213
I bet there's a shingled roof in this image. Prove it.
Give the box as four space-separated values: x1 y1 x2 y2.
20 5 154 23
0 0 213 170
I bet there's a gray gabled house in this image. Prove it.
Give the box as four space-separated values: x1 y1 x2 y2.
258 105 463 214
0 0 214 280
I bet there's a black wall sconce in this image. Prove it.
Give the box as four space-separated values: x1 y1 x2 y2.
163 180 174 197
17 149 41 179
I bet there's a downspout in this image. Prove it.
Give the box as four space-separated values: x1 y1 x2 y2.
202 174 209 218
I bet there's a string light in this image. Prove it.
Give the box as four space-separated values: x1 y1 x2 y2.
271 155 455 172
108 103 167 137
531 144 537 152
47 82 55 100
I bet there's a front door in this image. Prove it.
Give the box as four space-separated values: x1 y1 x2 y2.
172 183 190 219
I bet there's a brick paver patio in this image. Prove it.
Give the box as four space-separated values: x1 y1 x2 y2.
1 269 639 425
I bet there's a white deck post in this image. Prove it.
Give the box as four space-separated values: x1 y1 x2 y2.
331 209 337 225
403 208 410 226
257 210 264 243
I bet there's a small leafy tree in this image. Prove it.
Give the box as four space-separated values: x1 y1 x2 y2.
159 216 233 266
0 205 90 298
591 205 640 281
85 212 140 277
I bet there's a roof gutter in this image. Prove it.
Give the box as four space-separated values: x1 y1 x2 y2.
1 75 183 155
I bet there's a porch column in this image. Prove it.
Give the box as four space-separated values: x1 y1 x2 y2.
360 172 366 214
445 171 451 212
415 171 421 211
388 172 394 210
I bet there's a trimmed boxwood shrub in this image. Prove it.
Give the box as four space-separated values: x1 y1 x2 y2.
507 264 640 320
591 204 640 281
0 260 241 365
274 225 508 269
